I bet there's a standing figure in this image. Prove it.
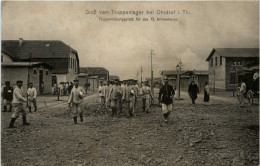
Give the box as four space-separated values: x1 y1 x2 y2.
99 82 106 109
159 79 175 123
67 82 74 95
65 82 69 95
108 81 121 117
204 82 210 106
68 80 86 124
140 81 153 113
128 82 136 117
2 81 13 112
58 82 63 96
239 79 247 107
188 81 199 104
105 81 111 110
9 80 30 128
27 83 37 112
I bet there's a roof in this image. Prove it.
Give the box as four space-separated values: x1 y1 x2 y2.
206 48 259 61
2 39 79 74
109 75 120 80
181 70 208 76
80 67 109 75
1 62 53 69
161 70 187 76
2 40 77 59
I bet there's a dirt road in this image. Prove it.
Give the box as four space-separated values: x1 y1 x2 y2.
1 92 259 166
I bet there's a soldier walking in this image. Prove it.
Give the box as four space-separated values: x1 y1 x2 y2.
27 83 37 112
2 81 13 112
68 80 86 124
9 80 30 128
158 79 175 123
140 81 153 113
188 80 199 104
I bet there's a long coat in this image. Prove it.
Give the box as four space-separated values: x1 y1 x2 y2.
188 83 199 100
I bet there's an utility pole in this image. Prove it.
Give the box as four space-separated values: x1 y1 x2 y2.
151 49 154 103
176 59 183 100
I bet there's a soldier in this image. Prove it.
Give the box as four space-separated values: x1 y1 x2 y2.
140 81 153 113
108 81 121 117
9 80 30 128
188 80 199 104
98 81 106 108
68 80 86 124
27 83 37 112
159 79 175 123
105 81 111 110
2 81 13 112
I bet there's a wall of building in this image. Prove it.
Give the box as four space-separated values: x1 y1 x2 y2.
1 53 13 63
56 74 67 83
1 66 52 96
208 51 226 91
225 57 259 90
88 78 99 92
67 52 79 82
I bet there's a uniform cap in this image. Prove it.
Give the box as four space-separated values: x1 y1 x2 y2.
16 80 23 83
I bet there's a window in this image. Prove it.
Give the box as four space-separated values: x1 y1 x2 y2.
230 73 236 84
72 59 74 69
215 57 217 66
75 60 77 72
1 55 3 62
220 56 222 65
68 58 70 69
46 70 49 75
210 58 213 67
33 69 37 75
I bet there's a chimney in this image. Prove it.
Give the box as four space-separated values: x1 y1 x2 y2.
19 38 23 46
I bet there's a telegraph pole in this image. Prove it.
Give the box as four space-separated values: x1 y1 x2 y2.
151 49 154 103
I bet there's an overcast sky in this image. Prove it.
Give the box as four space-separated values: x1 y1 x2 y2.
1 1 259 80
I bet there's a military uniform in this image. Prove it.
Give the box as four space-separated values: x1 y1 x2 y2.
68 83 86 124
27 86 37 112
9 81 30 128
140 85 153 113
2 81 13 112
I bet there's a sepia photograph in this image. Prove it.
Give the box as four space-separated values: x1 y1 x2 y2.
1 1 259 165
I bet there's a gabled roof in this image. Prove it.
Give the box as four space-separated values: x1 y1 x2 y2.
80 67 109 75
206 48 259 61
2 40 77 59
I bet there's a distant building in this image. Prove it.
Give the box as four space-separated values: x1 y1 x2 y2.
206 48 259 91
1 61 53 95
80 67 109 81
2 38 80 85
181 70 208 92
161 70 208 91
109 75 120 81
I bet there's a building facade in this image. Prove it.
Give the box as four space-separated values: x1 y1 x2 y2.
2 39 80 85
206 48 259 91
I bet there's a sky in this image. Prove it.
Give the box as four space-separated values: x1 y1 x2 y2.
1 1 259 80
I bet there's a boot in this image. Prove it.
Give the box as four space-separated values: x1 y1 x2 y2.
9 118 17 128
73 117 77 124
28 107 32 113
3 106 7 112
79 114 83 122
22 116 30 125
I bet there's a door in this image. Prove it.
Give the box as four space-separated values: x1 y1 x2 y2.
39 70 44 95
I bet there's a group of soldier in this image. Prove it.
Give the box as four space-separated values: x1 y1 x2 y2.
2 80 37 128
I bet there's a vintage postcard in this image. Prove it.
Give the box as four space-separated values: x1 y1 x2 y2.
1 1 259 166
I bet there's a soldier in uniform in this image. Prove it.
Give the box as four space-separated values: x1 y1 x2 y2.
2 81 13 112
105 81 111 110
68 80 86 124
158 79 175 123
140 81 153 113
27 83 37 112
9 80 30 128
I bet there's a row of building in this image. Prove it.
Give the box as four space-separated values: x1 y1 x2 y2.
1 38 120 95
160 48 259 92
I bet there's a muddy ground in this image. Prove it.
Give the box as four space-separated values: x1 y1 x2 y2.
1 93 259 166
